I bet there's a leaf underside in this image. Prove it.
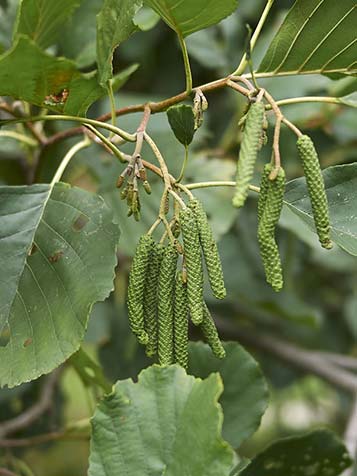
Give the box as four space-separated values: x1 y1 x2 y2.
143 0 239 37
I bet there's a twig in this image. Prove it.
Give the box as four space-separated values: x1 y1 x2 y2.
0 368 62 438
0 469 19 476
0 131 38 148
316 353 357 372
232 0 276 76
50 137 91 187
144 133 172 190
215 318 357 393
0 431 89 448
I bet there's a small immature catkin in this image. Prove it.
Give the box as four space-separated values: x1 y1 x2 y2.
173 272 189 369
143 243 165 358
296 135 332 249
201 301 226 359
257 167 285 292
233 102 265 208
179 207 204 325
188 199 226 300
157 243 178 365
127 235 155 345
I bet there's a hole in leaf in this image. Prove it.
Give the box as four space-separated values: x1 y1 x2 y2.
23 338 33 348
73 214 89 231
48 250 64 263
0 323 10 347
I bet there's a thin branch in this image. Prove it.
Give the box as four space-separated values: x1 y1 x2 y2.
144 133 172 190
233 0 276 76
0 368 62 438
316 353 357 372
0 131 38 147
0 431 89 448
215 318 357 393
50 137 91 187
185 181 260 193
0 469 19 476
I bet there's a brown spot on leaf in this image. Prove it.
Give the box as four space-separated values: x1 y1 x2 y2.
23 338 33 348
49 251 64 263
73 214 89 231
0 323 10 347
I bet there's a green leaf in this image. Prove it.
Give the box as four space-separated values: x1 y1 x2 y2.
259 0 357 77
167 104 195 146
143 0 238 37
88 365 234 476
283 163 357 256
58 0 103 68
96 0 143 87
0 36 105 116
0 182 119 387
13 0 82 50
240 429 352 476
188 342 269 449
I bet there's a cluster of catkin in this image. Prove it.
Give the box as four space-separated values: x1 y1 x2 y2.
232 101 332 292
127 199 226 369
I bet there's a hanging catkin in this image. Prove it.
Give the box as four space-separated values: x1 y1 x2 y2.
143 243 165 358
296 135 332 249
257 166 285 291
233 102 265 208
127 234 154 345
188 199 226 300
257 163 272 221
157 243 178 365
173 272 189 369
179 207 204 325
201 301 226 359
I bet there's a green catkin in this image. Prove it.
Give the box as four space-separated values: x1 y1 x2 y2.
233 102 265 208
157 243 178 365
257 167 286 292
127 235 154 345
188 199 226 300
201 301 226 359
257 163 272 221
179 207 204 325
143 243 165 358
296 135 332 249
173 272 189 369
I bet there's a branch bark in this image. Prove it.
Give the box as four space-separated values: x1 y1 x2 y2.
0 368 62 438
215 317 357 393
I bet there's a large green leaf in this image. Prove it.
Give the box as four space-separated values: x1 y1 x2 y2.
0 183 119 387
283 163 357 256
259 0 357 77
96 0 142 86
188 342 269 449
241 429 352 476
13 0 82 49
143 0 238 38
88 365 234 476
0 36 105 116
